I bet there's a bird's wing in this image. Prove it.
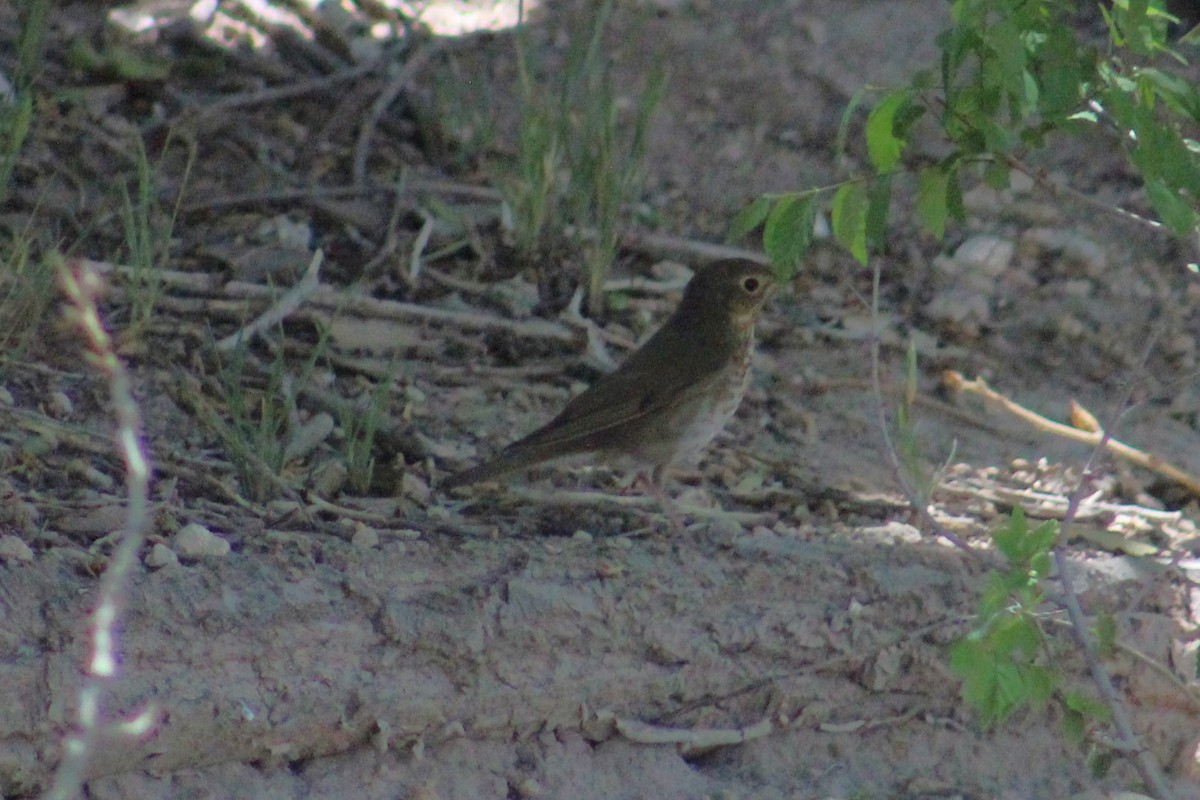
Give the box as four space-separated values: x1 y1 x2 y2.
500 324 730 457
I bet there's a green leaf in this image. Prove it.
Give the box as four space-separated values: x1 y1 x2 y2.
1025 664 1058 707
1137 68 1200 122
950 639 999 720
949 637 989 679
1093 613 1117 659
1145 179 1198 236
831 183 869 265
762 194 816 279
837 86 870 162
1064 689 1112 722
991 615 1041 659
916 167 950 239
993 662 1028 721
1027 519 1059 555
1089 749 1116 779
945 168 966 222
865 175 892 251
993 506 1028 562
1061 707 1085 744
865 90 911 172
727 195 772 242
983 160 1010 190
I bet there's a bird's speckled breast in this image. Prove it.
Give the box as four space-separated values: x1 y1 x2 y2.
672 328 755 464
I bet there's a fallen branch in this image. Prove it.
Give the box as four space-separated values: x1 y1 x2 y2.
944 371 1200 497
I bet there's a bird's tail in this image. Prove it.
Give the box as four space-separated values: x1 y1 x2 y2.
440 445 554 491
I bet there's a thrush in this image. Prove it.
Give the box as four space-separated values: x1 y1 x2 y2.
443 258 776 492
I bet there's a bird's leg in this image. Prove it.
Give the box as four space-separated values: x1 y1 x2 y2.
642 465 686 534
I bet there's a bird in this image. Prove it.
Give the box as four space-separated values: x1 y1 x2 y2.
442 258 777 495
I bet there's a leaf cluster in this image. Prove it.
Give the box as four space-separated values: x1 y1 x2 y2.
949 508 1113 741
731 0 1200 276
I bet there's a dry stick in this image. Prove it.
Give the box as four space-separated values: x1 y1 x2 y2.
1056 486 1175 796
864 262 975 555
938 481 1185 523
185 61 377 117
216 250 324 351
45 259 154 800
180 178 497 216
407 208 436 282
944 372 1200 497
621 231 768 265
352 46 438 187
359 189 414 278
601 711 775 753
86 258 578 343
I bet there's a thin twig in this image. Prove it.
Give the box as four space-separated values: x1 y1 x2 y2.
352 46 438 186
408 208 436 283
45 258 155 800
347 185 414 280
621 231 768 265
181 178 499 216
183 62 377 117
1046 330 1175 799
1004 154 1164 233
216 250 324 351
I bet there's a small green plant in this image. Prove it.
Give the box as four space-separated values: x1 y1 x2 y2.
949 507 1112 741
501 1 666 315
211 338 293 502
949 507 1060 726
0 229 56 376
118 135 194 331
0 0 48 203
337 371 394 495
205 327 329 502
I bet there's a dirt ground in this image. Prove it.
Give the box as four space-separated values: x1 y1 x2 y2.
2 0 1200 798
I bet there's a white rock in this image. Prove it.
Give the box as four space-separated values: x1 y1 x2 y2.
47 391 74 419
953 235 1014 278
145 543 179 568
0 535 34 562
174 523 231 558
351 525 379 550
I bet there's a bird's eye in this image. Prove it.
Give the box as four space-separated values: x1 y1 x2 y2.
742 277 760 293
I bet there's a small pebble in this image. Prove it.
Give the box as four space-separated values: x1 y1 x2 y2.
515 778 544 798
402 472 431 503
174 523 231 558
144 543 179 568
47 390 73 419
0 535 34 563
352 525 379 550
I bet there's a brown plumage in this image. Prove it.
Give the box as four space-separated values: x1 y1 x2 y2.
443 258 776 490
